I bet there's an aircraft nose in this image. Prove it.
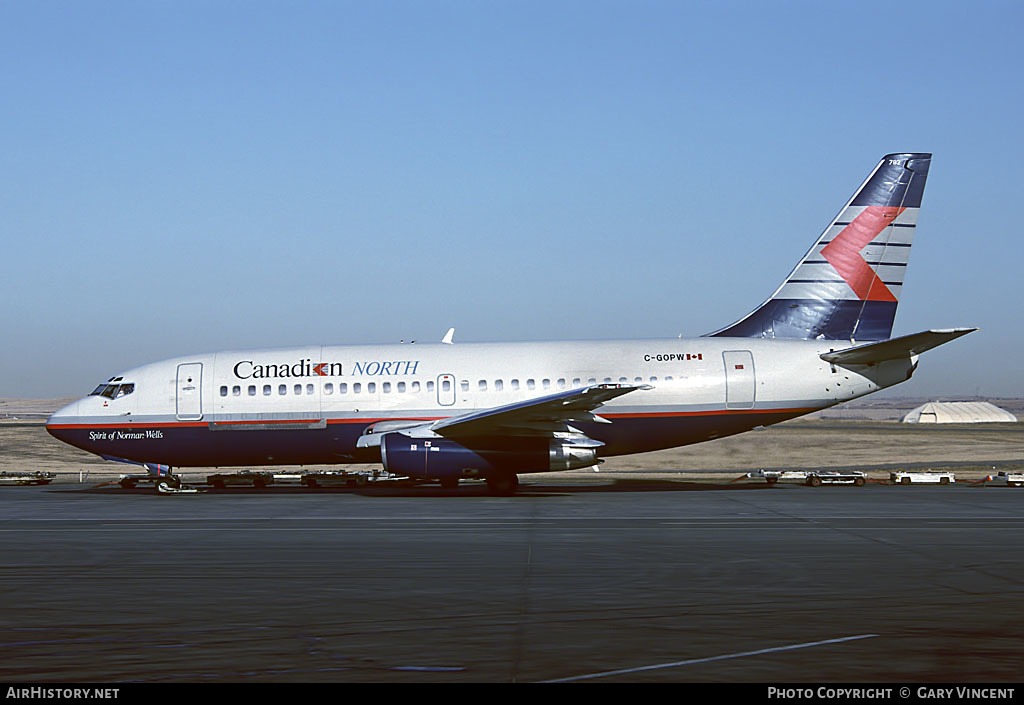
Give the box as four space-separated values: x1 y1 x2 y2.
46 399 81 436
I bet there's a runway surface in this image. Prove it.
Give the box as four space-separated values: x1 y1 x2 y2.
1 480 1022 682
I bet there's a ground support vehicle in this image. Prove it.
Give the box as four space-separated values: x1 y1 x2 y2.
986 471 1024 488
0 471 56 486
747 469 867 487
890 471 956 485
206 472 274 489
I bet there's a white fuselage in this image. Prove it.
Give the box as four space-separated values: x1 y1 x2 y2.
47 337 914 470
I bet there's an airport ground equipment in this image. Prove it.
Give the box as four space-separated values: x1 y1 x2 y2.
206 471 274 489
118 473 156 489
890 471 955 485
299 469 405 487
0 471 55 486
986 471 1024 488
747 469 867 487
204 468 408 489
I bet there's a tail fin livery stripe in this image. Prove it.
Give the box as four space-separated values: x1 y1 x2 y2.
708 153 931 341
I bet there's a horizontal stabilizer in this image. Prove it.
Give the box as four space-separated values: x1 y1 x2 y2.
820 328 977 365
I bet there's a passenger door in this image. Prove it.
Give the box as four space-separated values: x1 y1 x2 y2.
723 351 755 409
176 363 204 420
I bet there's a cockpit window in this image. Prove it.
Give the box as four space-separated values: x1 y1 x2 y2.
90 382 135 399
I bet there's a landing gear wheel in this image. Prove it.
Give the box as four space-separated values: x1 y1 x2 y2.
486 473 519 496
155 476 181 494
808 475 822 488
854 477 865 487
119 478 138 489
439 478 459 490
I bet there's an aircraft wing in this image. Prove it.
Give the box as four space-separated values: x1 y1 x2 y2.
356 384 648 448
431 383 649 437
820 328 977 365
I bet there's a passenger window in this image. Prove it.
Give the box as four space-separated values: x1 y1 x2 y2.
634 377 643 384
220 386 228 397
411 381 420 392
353 383 361 394
460 380 469 392
572 378 581 387
339 383 348 394
478 380 487 391
233 385 241 396
665 376 673 382
527 379 535 390
495 380 503 391
557 378 566 389
511 379 520 391
619 377 628 384
368 382 376 394
427 381 435 392
588 378 597 385
442 380 451 392
263 385 271 396
383 382 391 393
324 383 333 395
398 382 406 393
306 384 314 395
248 385 256 396
542 379 551 390
294 384 302 395
603 377 612 383
278 384 287 395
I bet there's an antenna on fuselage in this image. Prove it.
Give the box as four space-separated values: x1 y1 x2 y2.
441 327 455 345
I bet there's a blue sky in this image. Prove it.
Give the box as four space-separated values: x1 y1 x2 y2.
2 1 1021 398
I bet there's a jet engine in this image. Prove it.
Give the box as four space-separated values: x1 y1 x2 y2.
380 433 599 480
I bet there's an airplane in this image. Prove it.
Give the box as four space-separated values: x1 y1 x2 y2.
46 152 975 494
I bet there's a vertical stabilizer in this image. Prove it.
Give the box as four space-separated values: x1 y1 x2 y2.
708 153 931 341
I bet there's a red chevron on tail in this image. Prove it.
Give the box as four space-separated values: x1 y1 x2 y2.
820 206 903 302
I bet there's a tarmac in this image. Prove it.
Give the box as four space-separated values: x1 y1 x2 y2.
1 479 1023 682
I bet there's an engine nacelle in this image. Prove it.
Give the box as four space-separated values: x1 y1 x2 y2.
380 433 599 479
